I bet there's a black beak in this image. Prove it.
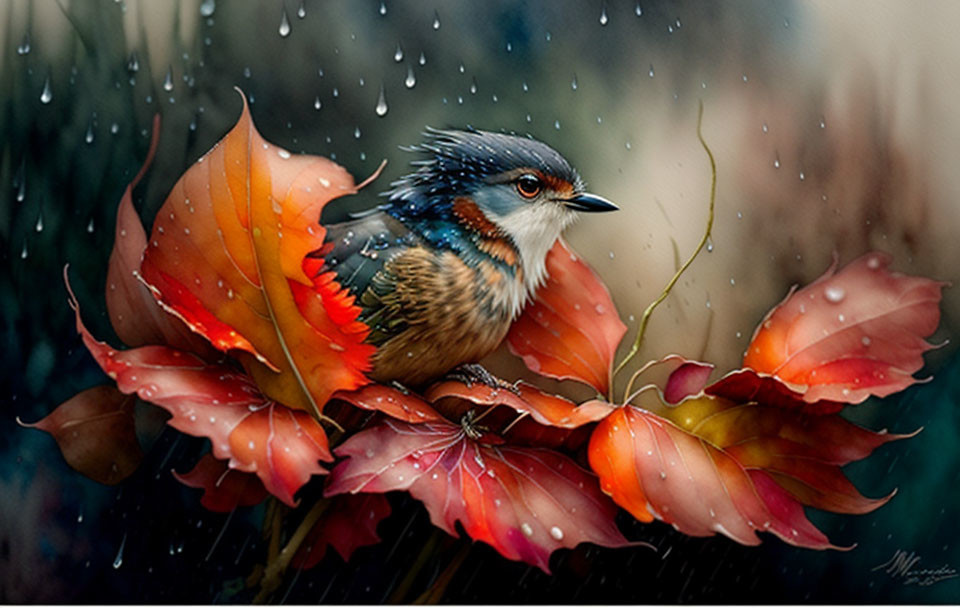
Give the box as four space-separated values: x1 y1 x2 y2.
561 192 619 213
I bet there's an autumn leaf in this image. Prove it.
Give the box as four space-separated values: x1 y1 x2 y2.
18 385 142 485
333 383 445 424
104 115 214 355
326 418 634 573
743 252 945 405
138 89 376 417
68 273 332 506
292 493 391 569
173 452 268 512
506 239 626 395
588 391 913 549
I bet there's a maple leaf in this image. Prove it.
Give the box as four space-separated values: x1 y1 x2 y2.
138 89 376 417
325 418 634 573
588 385 915 549
67 273 331 506
173 452 268 512
506 239 626 395
18 385 142 485
292 493 391 569
742 252 945 405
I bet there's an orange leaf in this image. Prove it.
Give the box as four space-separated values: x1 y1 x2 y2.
173 453 268 512
67 274 331 506
333 383 445 424
105 115 215 354
506 239 626 395
139 90 375 417
588 392 912 549
18 385 142 485
743 252 945 404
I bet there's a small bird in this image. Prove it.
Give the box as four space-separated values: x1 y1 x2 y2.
320 128 618 386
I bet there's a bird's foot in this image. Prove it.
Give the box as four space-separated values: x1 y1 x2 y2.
445 363 505 389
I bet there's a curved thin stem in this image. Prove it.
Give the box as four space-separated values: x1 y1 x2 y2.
612 101 717 401
253 498 331 603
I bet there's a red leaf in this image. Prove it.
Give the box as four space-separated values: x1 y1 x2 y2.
292 494 391 568
425 379 615 429
588 393 911 549
706 369 845 415
138 90 375 417
68 275 331 506
104 115 214 355
506 239 626 395
18 385 142 485
333 384 445 424
743 252 945 405
326 419 632 573
173 453 268 512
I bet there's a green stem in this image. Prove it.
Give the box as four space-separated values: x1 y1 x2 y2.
611 101 717 402
413 542 472 605
389 529 444 603
253 497 331 603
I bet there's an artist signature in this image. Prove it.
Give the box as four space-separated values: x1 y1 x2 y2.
872 549 958 587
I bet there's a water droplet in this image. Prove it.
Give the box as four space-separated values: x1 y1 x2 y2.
40 76 53 104
113 533 127 569
375 85 388 116
819 116 826 129
313 96 322 110
87 218 95 233
521 523 534 537
20 241 28 259
635 1 643 16
161 66 174 92
761 122 768 133
571 74 578 90
706 237 714 252
278 8 291 37
199 0 215 17
550 526 564 540
85 121 95 145
799 171 805 181
861 336 872 347
470 77 478 94
111 122 119 134
648 64 655 78
599 3 609 25
297 0 306 18
773 155 780 169
17 32 31 55
354 126 361 139
379 1 387 16
824 286 846 303
522 81 529 92
505 42 512 52
394 42 404 62
432 10 441 30
418 51 426 66
404 66 416 88
35 213 43 232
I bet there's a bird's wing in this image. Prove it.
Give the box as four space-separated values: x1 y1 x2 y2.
318 212 416 346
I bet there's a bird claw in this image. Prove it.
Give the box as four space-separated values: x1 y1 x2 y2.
446 363 504 389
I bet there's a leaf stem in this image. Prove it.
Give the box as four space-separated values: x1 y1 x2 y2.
611 101 717 402
253 497 331 603
388 528 445 603
413 542 472 604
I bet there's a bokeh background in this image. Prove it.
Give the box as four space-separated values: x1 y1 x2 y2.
2 0 959 603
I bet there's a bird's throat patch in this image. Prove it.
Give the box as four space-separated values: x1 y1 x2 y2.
452 197 519 266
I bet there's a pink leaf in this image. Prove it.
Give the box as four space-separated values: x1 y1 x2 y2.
333 384 444 423
744 252 945 404
326 419 633 573
506 239 627 395
706 369 844 415
173 453 268 512
293 494 391 568
18 385 142 485
67 273 331 506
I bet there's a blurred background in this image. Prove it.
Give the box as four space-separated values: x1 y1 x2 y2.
1 0 958 602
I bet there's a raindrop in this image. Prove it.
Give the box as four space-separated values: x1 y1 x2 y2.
554 119 560 130
571 74 578 90
379 1 387 16
297 0 306 19
243 66 251 78
824 286 846 303
359 76 365 86
470 77 478 94
799 171 805 181
404 66 416 88
550 526 564 540
199 0 215 17
773 155 780 169
394 42 403 62
40 75 53 104
17 32 31 55
819 117 826 129
111 122 119 134
354 126 361 139
506 42 512 52
608 251 615 259
127 52 139 73
278 8 291 37
761 122 768 133
418 51 426 66
635 1 643 16
332 87 339 97
35 213 43 232
85 121 95 144
458 62 465 74
599 3 609 25
20 241 27 260
706 237 714 252
313 96 322 110
163 66 174 91
113 534 127 569
375 85 388 116
432 10 441 30
522 81 529 92
87 218 95 233
648 64 655 78
545 31 552 42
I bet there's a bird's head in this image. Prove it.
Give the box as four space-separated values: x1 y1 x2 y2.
385 127 618 293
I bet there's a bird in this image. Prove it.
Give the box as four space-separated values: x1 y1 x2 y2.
318 128 618 386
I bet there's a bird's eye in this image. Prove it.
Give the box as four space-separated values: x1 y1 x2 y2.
515 174 543 199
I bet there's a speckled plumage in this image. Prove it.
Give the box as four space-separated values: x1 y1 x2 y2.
318 128 614 385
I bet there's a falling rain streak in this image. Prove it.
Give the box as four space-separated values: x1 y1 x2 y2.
376 86 388 116
113 533 127 569
394 43 404 62
599 3 609 25
279 8 291 37
405 66 416 88
40 76 53 104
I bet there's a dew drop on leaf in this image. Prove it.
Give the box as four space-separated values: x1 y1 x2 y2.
824 286 846 303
